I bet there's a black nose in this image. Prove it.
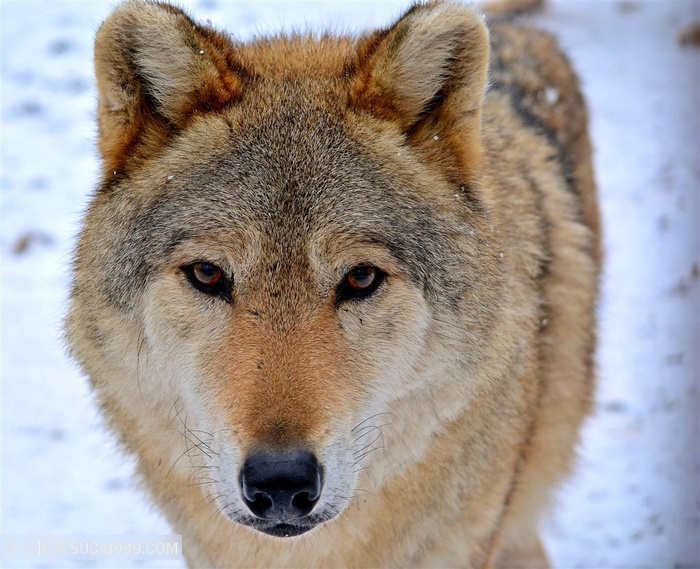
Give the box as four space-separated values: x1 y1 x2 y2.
240 450 322 521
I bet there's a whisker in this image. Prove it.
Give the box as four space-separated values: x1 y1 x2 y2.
351 412 395 433
351 445 386 468
352 432 384 456
190 478 219 487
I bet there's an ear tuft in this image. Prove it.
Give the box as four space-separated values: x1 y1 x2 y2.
94 1 245 174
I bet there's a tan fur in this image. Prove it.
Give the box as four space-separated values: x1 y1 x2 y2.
67 1 599 567
482 0 544 17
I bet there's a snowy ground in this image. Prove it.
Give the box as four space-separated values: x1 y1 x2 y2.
1 1 698 568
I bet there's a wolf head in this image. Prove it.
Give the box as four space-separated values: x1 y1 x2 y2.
68 1 517 539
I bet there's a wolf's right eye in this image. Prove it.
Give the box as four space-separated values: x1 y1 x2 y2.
182 262 232 303
336 265 386 303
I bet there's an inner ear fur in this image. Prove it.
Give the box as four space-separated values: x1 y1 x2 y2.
94 1 246 175
349 1 490 181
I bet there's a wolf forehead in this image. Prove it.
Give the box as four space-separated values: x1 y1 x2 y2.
95 105 481 310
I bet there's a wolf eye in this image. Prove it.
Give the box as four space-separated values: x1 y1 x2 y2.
337 266 385 302
182 262 231 302
192 262 222 286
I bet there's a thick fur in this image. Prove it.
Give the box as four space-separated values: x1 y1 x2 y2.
67 1 599 567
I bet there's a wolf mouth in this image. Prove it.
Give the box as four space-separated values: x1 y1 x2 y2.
231 509 337 538
244 520 317 538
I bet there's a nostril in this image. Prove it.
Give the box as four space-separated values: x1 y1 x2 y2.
246 492 273 517
240 450 323 521
291 491 314 513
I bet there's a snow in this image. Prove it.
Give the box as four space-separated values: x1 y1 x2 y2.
1 1 698 568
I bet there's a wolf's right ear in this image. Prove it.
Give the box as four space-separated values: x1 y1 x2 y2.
94 1 245 175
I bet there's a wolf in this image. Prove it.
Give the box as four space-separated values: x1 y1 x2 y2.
66 0 600 567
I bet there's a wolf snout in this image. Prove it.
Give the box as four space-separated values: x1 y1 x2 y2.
240 450 323 521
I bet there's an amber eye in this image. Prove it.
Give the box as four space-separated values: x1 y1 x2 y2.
182 262 231 302
192 262 222 287
346 266 378 290
337 265 385 302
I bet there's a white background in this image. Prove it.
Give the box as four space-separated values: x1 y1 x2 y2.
2 1 698 567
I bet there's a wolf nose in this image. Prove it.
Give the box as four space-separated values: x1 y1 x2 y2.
240 451 322 521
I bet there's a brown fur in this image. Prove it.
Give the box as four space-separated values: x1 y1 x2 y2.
67 1 599 567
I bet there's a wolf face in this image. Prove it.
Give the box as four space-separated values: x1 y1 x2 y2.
85 94 508 538
68 1 598 565
136 106 443 537
68 1 511 539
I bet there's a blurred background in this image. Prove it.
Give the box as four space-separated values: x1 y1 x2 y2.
2 1 698 567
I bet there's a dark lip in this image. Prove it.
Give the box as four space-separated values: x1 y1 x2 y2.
225 506 339 538
245 521 317 538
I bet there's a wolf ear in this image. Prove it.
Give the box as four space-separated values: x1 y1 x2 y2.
94 1 244 174
349 2 490 177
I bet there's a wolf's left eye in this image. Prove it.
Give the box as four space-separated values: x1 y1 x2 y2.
182 262 231 302
192 263 222 287
337 265 385 302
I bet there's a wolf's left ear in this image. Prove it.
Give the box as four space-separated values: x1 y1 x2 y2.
349 2 490 174
94 1 245 174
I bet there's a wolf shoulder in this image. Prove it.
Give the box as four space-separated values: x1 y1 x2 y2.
484 21 600 259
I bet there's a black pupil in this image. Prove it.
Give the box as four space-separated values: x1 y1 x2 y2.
197 263 219 282
350 267 374 288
